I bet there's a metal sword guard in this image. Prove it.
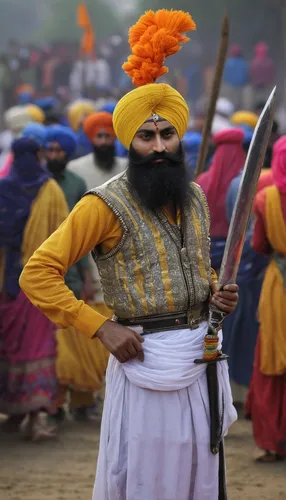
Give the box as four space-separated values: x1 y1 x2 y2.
207 302 227 335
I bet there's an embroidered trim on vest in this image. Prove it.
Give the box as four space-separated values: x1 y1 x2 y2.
193 182 212 250
84 189 129 261
193 182 210 218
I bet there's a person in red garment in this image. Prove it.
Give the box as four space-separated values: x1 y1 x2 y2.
196 128 246 270
245 136 286 462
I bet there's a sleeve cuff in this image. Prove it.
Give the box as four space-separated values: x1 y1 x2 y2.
74 303 109 338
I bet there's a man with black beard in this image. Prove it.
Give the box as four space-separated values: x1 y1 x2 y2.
67 111 127 191
21 114 239 498
21 9 238 499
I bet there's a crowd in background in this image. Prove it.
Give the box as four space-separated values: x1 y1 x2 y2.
0 38 278 117
0 33 285 463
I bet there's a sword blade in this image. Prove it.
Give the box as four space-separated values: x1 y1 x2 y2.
219 86 276 286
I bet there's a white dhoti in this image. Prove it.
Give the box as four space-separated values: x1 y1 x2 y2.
93 323 237 500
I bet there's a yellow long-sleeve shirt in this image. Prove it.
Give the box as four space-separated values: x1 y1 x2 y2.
20 195 123 338
20 194 216 338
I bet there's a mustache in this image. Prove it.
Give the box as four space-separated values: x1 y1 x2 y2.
128 147 184 166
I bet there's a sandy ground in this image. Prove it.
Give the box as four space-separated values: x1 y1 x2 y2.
1 415 285 500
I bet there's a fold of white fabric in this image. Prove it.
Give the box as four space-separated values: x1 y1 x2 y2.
93 323 237 500
122 322 218 391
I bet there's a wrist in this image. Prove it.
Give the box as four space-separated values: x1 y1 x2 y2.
94 319 111 339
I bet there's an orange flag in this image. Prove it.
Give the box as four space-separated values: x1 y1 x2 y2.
77 3 95 56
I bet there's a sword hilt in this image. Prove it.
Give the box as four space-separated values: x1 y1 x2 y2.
197 303 227 361
208 303 227 335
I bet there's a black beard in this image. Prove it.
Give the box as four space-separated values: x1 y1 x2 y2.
127 145 189 211
93 144 115 171
47 159 67 175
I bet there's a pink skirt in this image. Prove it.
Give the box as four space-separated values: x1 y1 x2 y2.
0 290 57 415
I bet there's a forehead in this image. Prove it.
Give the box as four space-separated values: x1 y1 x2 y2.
95 128 113 136
137 118 173 132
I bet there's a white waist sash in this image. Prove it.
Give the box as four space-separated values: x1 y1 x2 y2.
122 322 216 391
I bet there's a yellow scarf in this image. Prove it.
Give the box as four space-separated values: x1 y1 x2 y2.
0 179 68 292
22 178 69 266
259 185 286 375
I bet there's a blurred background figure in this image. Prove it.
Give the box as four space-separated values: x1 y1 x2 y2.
0 104 45 177
222 44 249 109
250 42 275 109
44 124 108 422
197 128 246 271
211 97 235 135
245 136 286 463
67 99 95 158
0 137 68 440
182 130 202 179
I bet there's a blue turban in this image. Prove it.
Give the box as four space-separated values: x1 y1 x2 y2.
12 136 40 156
18 92 34 105
101 102 117 115
45 125 77 159
182 131 202 178
182 131 202 152
34 97 57 112
237 124 254 147
22 123 47 147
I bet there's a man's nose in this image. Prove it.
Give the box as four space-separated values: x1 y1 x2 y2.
153 134 165 153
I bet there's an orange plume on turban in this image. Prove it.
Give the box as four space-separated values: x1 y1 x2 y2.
123 9 196 86
83 112 115 141
113 9 195 149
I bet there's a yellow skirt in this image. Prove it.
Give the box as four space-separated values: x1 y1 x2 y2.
56 303 111 394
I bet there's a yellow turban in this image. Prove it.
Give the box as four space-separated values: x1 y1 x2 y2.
112 9 195 149
113 83 189 149
26 104 45 123
68 100 95 131
231 111 259 129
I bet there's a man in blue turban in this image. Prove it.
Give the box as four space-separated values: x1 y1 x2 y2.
45 125 82 209
22 122 47 146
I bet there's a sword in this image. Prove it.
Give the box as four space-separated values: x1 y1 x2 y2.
195 87 276 498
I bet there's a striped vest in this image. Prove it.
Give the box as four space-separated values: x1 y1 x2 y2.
89 173 211 319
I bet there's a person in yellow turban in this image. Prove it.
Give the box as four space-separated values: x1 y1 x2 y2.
68 99 95 132
231 110 259 130
26 104 45 124
20 9 238 499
